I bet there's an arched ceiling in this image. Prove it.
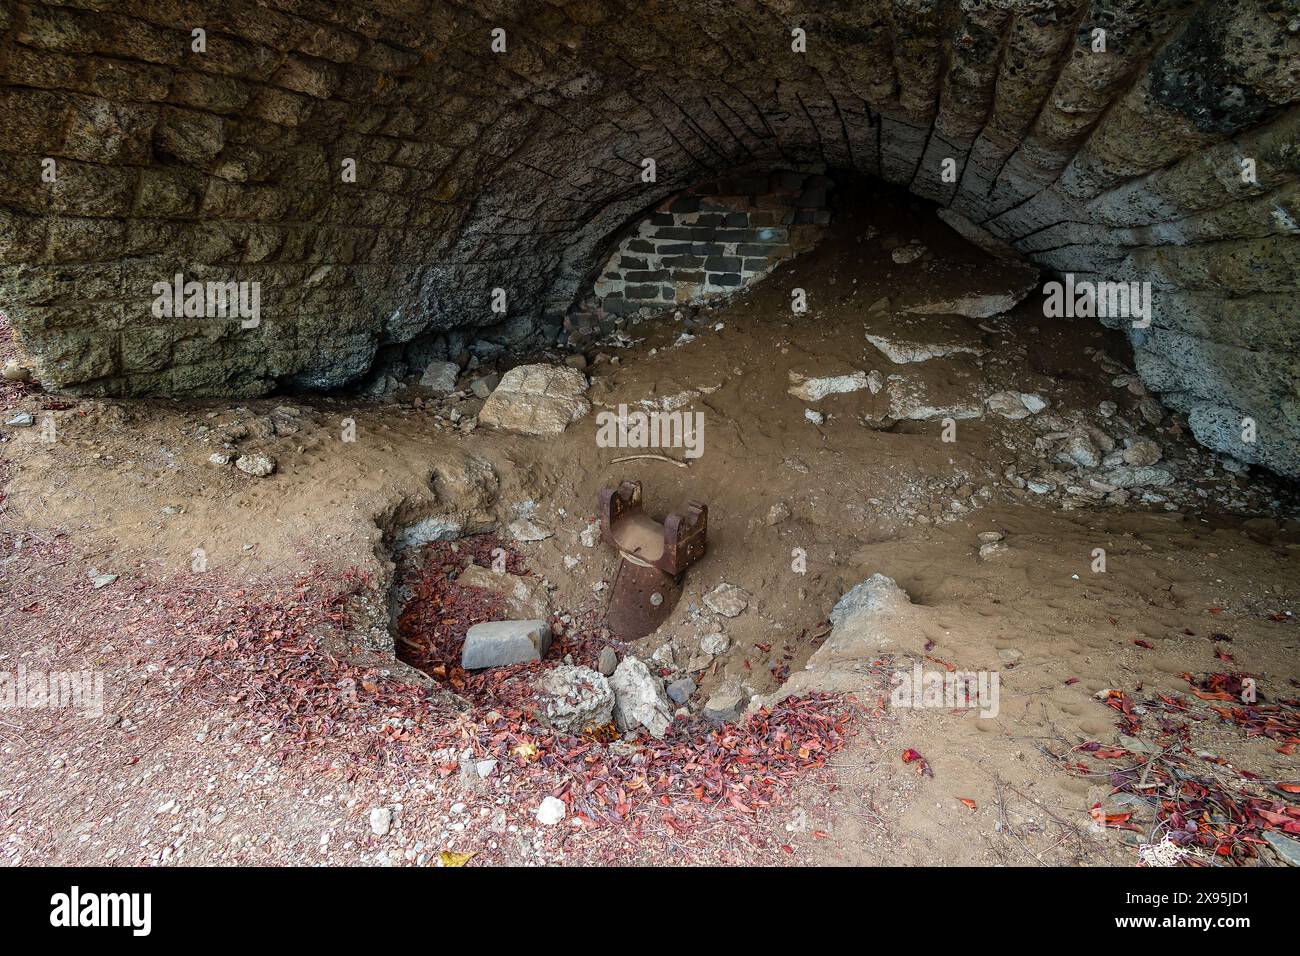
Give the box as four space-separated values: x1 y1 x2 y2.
0 0 1297 471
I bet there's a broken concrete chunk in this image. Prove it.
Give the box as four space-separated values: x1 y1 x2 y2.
478 363 590 436
461 619 552 669
419 360 460 393
534 665 614 734
610 656 673 738
703 583 750 618
787 370 871 402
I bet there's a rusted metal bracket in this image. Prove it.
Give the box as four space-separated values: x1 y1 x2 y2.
598 480 707 639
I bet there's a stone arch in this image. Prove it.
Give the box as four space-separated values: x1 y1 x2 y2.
0 0 1296 471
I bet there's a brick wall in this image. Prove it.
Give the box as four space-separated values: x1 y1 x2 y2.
588 171 831 317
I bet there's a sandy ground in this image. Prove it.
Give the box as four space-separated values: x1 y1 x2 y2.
2 184 1297 867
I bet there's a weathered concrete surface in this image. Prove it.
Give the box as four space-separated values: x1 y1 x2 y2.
0 1 1296 471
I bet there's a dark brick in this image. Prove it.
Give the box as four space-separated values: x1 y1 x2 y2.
654 227 696 241
649 213 675 226
657 242 694 254
693 214 725 227
661 255 703 268
619 256 649 270
625 284 662 299
690 242 724 256
743 258 770 272
704 256 741 272
736 243 777 257
674 271 705 283
627 239 655 253
669 196 699 214
723 212 748 227
625 269 668 282
708 273 742 286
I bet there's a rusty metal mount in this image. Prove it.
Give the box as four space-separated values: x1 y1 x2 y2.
598 480 707 639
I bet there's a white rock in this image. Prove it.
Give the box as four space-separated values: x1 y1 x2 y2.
788 370 871 402
610 657 673 738
508 517 553 542
867 333 986 364
804 408 825 425
369 806 393 836
703 583 750 617
235 453 277 477
536 796 566 826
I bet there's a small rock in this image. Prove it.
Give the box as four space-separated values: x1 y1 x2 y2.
5 412 34 428
788 371 871 402
1098 400 1117 418
977 531 1005 544
610 656 673 738
88 569 118 589
475 759 498 779
804 408 825 425
369 806 393 836
579 521 601 548
534 665 615 734
461 620 552 669
235 453 277 477
419 360 460 393
765 502 791 526
699 632 729 656
1263 830 1300 867
1122 439 1162 467
704 687 748 724
536 796 566 826
597 646 618 676
891 243 926 264
703 583 750 618
208 452 232 466
1099 466 1175 489
1064 433 1101 469
508 517 553 542
563 353 588 370
470 374 500 400
2 360 32 382
666 677 697 705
